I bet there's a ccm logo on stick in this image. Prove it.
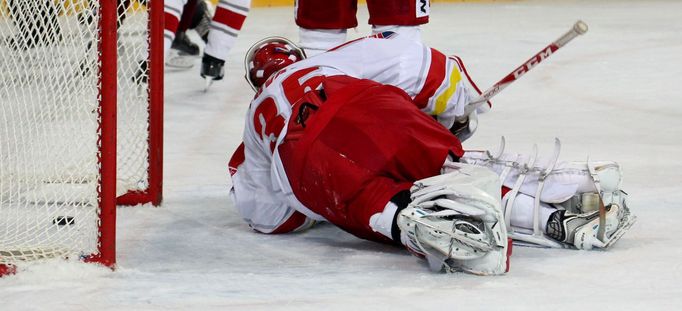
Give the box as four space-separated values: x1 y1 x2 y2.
513 47 555 79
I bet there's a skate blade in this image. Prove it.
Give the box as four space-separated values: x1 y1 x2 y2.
204 77 214 92
603 213 636 249
511 233 566 248
166 54 194 70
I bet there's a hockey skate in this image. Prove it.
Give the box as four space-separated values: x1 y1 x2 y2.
201 53 225 91
546 190 635 250
171 31 200 56
165 52 196 70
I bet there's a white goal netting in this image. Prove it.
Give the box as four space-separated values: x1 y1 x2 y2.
0 0 154 266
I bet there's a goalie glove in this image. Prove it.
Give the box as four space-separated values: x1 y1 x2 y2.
397 162 511 275
449 110 478 143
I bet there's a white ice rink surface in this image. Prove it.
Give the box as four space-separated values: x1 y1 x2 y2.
3 0 682 309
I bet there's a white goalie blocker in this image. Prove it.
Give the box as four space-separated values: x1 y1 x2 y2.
461 137 636 250
397 163 510 275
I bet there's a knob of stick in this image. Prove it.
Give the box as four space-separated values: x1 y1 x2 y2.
574 20 589 35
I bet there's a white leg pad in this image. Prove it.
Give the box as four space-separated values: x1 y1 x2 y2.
398 162 510 275
460 138 635 249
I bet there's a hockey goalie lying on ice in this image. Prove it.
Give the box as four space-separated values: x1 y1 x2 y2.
227 33 636 275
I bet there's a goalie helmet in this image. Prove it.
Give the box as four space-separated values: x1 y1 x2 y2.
244 36 307 91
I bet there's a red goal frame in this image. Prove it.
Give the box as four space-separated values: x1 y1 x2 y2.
0 0 163 276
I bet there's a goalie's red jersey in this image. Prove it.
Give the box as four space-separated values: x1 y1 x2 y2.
229 34 475 240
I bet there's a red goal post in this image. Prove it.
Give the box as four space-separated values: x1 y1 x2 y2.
0 0 163 275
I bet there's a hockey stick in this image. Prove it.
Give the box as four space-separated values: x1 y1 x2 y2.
462 20 589 117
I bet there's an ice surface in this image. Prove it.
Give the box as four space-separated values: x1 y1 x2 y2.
2 1 682 310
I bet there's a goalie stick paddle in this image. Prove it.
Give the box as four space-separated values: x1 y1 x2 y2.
463 20 589 116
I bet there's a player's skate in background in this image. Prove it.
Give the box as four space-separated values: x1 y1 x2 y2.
164 0 250 89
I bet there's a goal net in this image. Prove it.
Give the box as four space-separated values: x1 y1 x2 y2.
0 0 162 271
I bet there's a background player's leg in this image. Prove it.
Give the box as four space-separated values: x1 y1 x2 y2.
178 0 199 33
203 0 250 61
189 0 213 42
295 0 357 56
366 0 430 42
172 0 200 56
201 0 251 87
164 0 189 58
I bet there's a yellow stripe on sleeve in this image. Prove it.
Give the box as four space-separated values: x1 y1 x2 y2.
433 67 462 115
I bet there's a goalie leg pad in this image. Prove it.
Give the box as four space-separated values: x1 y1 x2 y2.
398 163 509 275
461 137 635 250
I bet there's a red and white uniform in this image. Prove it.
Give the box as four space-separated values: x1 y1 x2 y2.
295 0 429 29
229 34 475 242
164 0 250 61
295 0 430 55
